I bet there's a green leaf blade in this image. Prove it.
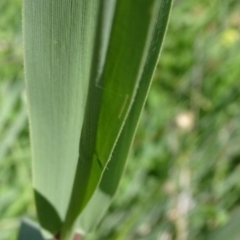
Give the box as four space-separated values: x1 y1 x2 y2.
64 0 161 230
23 0 99 234
23 0 172 237
70 0 173 234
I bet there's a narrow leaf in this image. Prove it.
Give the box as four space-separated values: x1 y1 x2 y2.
77 0 173 233
63 1 170 235
23 0 99 234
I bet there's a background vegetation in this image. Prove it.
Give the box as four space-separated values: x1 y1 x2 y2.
0 0 240 239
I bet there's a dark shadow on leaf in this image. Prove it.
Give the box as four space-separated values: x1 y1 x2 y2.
34 189 62 236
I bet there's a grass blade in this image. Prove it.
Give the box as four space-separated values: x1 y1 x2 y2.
207 209 240 240
0 81 23 133
0 104 27 161
63 1 169 234
23 0 99 235
76 0 173 233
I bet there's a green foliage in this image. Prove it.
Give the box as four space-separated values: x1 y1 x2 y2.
23 0 172 238
208 208 240 240
1 0 240 239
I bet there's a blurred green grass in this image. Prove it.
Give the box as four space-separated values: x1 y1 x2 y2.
1 0 240 239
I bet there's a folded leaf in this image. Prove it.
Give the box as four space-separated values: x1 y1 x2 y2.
77 0 173 233
63 1 173 236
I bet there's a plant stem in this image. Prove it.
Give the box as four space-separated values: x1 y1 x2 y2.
73 233 82 240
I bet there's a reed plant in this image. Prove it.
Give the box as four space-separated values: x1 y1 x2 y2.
22 0 172 239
